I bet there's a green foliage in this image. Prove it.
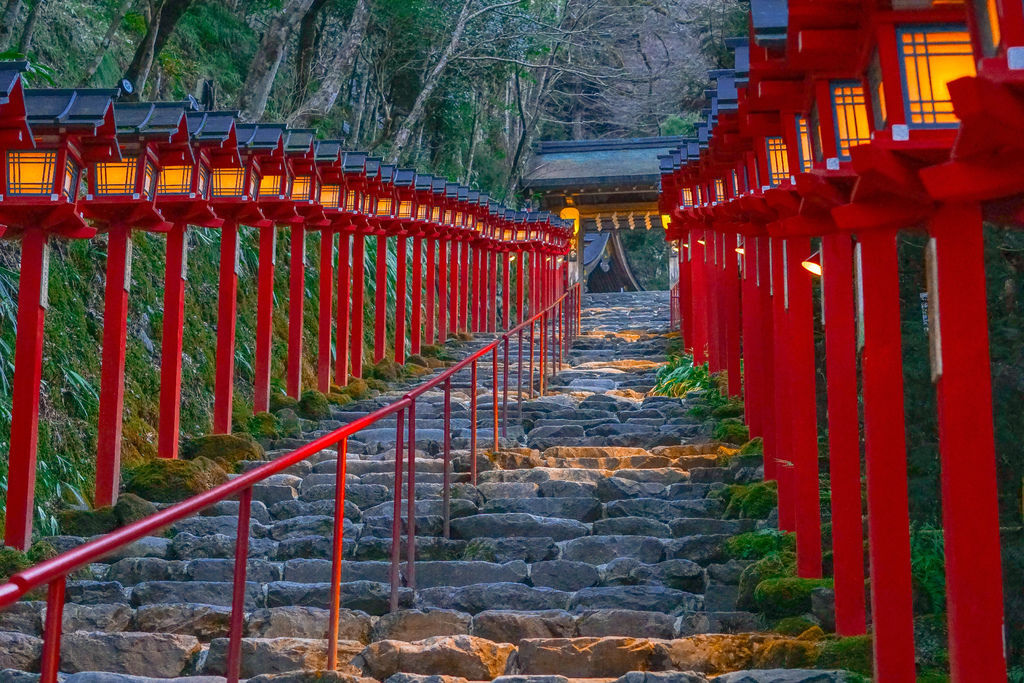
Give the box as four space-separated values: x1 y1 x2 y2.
711 400 745 419
276 409 302 438
725 529 796 560
124 457 229 503
816 635 873 677
113 493 157 527
653 354 716 398
910 522 946 615
716 480 778 519
660 113 697 137
737 550 796 611
246 412 281 440
713 418 749 445
738 437 764 455
269 394 299 413
754 577 834 619
344 378 372 400
181 433 264 469
773 616 818 636
0 548 32 581
58 506 117 537
296 390 331 421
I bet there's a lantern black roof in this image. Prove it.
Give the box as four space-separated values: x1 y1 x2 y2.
477 192 488 206
284 128 316 154
236 123 286 150
24 88 117 131
186 110 236 142
526 212 546 223
467 189 479 203
112 101 189 140
414 173 433 190
314 139 343 162
342 151 366 174
457 186 469 202
364 157 381 179
431 178 447 194
394 168 416 187
0 61 26 106
488 200 502 215
445 182 459 198
751 0 787 48
726 37 750 85
379 164 395 183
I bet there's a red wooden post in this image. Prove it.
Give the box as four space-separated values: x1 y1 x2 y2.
459 239 470 333
95 226 133 507
929 203 1008 681
820 231 867 635
708 232 722 373
350 233 366 378
502 252 510 330
5 231 50 549
858 228 916 681
740 236 759 437
757 235 777 480
425 237 436 345
724 233 742 397
771 238 795 530
471 245 481 332
516 252 524 325
411 234 423 355
690 232 708 364
287 225 306 397
318 229 335 392
157 224 188 461
449 237 459 337
679 241 691 349
786 235 822 578
213 221 240 434
335 231 351 386
395 234 408 364
253 226 276 413
373 234 387 363
438 238 448 341
490 249 499 332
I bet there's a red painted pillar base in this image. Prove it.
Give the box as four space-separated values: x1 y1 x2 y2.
858 228 916 681
158 224 188 461
213 221 240 434
318 229 335 393
374 234 388 364
253 227 276 413
95 227 133 508
335 231 351 386
930 204 1008 681
5 231 49 550
395 234 408 365
350 233 366 378
287 225 306 398
821 232 867 635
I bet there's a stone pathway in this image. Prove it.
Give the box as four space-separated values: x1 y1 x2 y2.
0 291 851 682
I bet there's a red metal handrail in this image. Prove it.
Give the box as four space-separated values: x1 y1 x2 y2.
0 282 581 683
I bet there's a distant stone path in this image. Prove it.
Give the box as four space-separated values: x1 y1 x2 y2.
0 291 850 682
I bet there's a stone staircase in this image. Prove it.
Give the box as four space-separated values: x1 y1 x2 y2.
0 291 851 682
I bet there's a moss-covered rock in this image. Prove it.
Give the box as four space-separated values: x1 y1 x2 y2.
738 550 796 611
738 437 764 455
343 378 371 400
725 529 796 560
406 365 431 377
246 412 280 440
713 418 750 445
269 394 299 413
369 358 401 381
58 506 118 536
773 616 819 636
816 635 872 677
326 391 353 407
754 638 821 669
297 390 331 421
366 378 390 392
182 433 265 469
113 493 157 527
420 344 444 357
717 480 778 520
125 457 229 503
276 409 302 438
231 398 253 432
456 332 474 342
711 401 745 419
754 577 834 619
406 353 428 367
0 548 32 581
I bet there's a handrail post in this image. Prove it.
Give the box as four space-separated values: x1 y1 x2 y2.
492 346 499 453
406 399 417 589
389 408 405 612
39 575 66 683
470 360 478 486
327 437 348 669
443 378 452 538
226 486 253 683
502 337 509 438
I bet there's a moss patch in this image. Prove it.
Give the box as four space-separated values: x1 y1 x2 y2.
773 616 818 636
269 394 299 413
713 418 750 445
816 635 872 677
326 391 353 407
420 344 443 357
711 401 745 419
738 550 796 610
246 412 281 440
365 378 390 392
181 433 265 469
725 529 796 560
58 506 118 536
369 359 401 381
344 378 371 400
124 457 229 503
113 493 158 526
738 437 764 455
754 577 834 619
716 480 778 519
297 390 331 421
0 548 32 581
406 354 428 367
276 409 302 438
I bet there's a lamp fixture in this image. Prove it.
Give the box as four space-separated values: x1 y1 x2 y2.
801 249 822 276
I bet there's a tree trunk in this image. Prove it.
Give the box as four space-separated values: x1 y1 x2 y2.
237 0 318 122
464 91 480 184
0 0 22 51
123 0 165 95
17 0 44 53
350 60 369 143
81 0 135 85
287 0 370 127
294 0 329 99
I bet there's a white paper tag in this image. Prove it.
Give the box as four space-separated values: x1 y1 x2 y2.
124 234 133 293
854 242 865 352
181 233 189 282
39 241 50 310
925 237 942 381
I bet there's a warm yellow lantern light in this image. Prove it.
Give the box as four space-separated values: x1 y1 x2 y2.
260 173 283 197
398 200 413 219
802 249 822 276
6 150 59 195
211 167 247 197
376 197 393 216
320 184 341 209
93 156 139 195
560 206 580 236
765 137 790 186
795 115 813 172
661 215 671 230
157 165 193 195
290 175 312 201
897 25 975 127
831 82 871 159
